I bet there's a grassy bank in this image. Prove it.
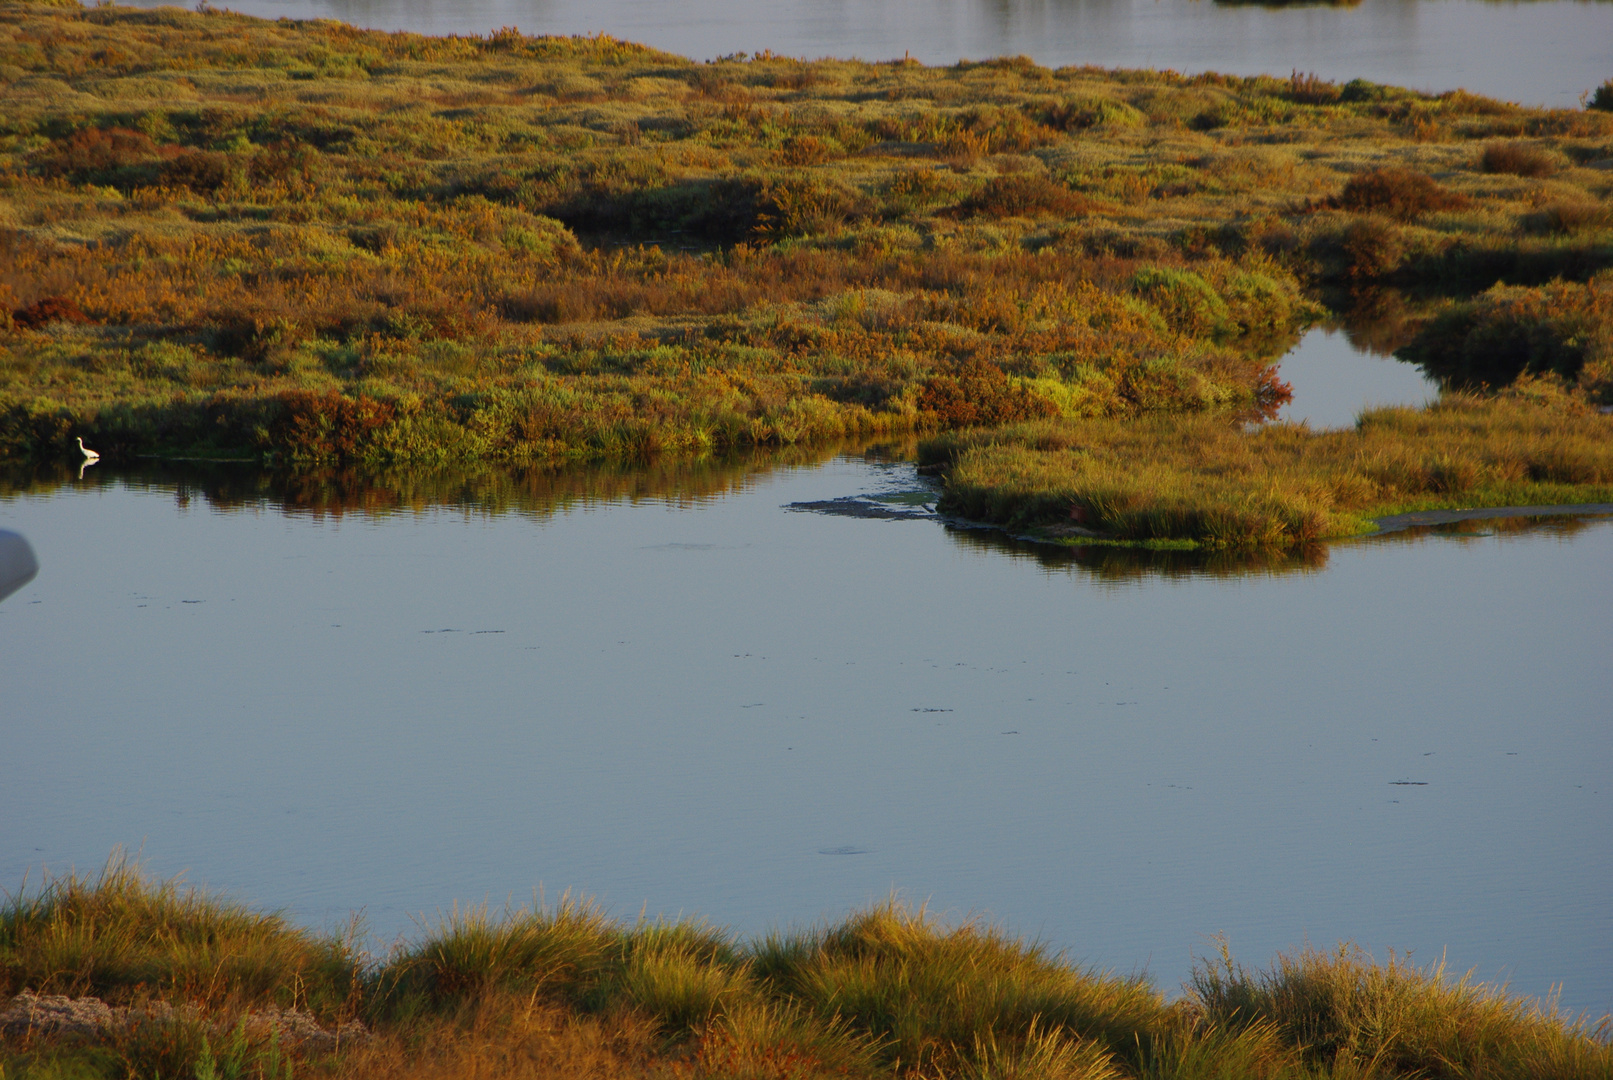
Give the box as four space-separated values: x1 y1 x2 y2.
3 1 1612 465
3 859 1609 1080
920 378 1613 549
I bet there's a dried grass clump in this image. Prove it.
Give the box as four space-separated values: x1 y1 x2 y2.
0 851 359 1015
1189 939 1613 1079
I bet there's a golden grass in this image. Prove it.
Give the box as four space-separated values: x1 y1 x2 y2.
1 1 1611 463
4 868 1611 1080
922 379 1613 548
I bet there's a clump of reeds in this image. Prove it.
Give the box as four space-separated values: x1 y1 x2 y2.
1188 938 1613 1079
5 864 1612 1080
0 851 360 1014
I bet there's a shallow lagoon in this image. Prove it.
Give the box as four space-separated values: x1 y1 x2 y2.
3 455 1609 1015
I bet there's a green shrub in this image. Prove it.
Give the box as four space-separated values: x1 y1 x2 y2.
1132 266 1234 338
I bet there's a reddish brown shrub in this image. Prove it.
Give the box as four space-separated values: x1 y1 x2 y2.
1341 217 1405 280
158 151 233 192
776 135 835 166
954 174 1089 219
270 390 396 460
29 127 157 180
1287 70 1341 106
13 295 92 329
1335 167 1467 220
917 361 1057 427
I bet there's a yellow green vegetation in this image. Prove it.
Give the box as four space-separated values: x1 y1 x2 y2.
922 378 1613 549
3 858 1610 1079
3 0 1612 468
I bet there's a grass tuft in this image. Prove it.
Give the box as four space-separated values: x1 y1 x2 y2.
0 851 358 1015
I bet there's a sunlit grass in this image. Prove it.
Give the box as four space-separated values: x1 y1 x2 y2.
0 850 359 1015
921 378 1613 548
2 1 1611 465
2 864 1610 1079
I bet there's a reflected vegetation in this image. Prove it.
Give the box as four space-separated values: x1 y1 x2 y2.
1367 511 1610 545
9 449 1606 583
0 444 874 522
944 523 1333 577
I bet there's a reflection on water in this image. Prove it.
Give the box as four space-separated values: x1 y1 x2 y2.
143 0 1613 107
2 454 1611 1019
1274 327 1438 430
945 523 1333 577
0 443 867 524
9 455 1607 581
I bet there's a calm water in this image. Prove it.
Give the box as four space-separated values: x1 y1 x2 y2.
161 0 1613 107
3 458 1610 1015
1276 327 1437 428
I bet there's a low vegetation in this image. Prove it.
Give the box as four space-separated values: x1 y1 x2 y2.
3 859 1609 1079
2 0 1612 542
3 0 1613 467
921 377 1613 548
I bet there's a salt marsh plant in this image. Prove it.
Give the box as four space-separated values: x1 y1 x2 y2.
4 866 1611 1079
0 851 359 1015
921 379 1613 548
2 0 1612 469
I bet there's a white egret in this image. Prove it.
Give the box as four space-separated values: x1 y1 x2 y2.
77 436 99 462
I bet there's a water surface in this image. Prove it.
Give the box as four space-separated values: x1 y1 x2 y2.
1275 327 1437 428
153 0 1613 107
3 457 1609 1016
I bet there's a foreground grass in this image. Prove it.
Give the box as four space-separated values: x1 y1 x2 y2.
2 1 1613 464
921 379 1613 548
2 861 1609 1080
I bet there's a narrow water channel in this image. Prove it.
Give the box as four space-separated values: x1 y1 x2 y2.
3 457 1609 1015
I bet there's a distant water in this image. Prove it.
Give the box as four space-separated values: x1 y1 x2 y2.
3 458 1610 1016
148 0 1613 107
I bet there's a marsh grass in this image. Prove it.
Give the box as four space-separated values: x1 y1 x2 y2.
1189 940 1613 1080
3 869 1611 1080
921 379 1613 548
750 902 1167 1075
0 852 359 1016
2 1 1611 465
1398 275 1613 401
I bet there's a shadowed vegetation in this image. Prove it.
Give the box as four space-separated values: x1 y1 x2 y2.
4 862 1609 1079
